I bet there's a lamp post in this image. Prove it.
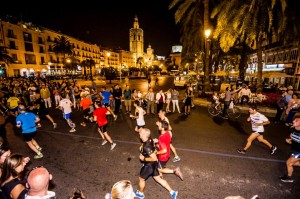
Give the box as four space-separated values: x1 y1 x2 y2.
204 29 211 91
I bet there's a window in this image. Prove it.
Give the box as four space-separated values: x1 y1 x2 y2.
25 43 34 52
23 32 32 42
47 36 52 42
9 41 17 49
25 54 36 64
11 54 18 61
7 29 16 38
39 46 44 53
41 57 45 64
38 37 44 44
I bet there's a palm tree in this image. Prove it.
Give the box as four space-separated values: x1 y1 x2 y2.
212 0 287 91
169 0 214 91
0 46 14 76
81 59 96 80
52 35 74 71
136 57 144 70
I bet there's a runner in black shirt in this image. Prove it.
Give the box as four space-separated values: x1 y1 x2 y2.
280 116 300 183
133 128 178 199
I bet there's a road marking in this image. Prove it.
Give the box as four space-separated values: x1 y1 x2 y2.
40 130 286 164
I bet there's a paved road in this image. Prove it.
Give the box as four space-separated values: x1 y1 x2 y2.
2 76 298 199
4 103 299 199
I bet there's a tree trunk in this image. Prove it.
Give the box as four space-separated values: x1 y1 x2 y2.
256 39 263 92
203 0 211 93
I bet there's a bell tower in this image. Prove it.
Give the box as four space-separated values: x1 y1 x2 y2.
129 16 144 66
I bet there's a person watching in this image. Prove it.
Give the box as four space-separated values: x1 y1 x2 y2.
25 166 56 198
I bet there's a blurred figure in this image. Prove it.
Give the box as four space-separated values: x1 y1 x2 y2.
105 180 135 199
0 153 28 199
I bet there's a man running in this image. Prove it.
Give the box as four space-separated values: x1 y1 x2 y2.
157 109 181 162
237 105 277 155
133 128 178 199
93 101 116 150
16 104 43 159
33 93 57 129
280 115 300 182
59 93 76 133
154 120 183 181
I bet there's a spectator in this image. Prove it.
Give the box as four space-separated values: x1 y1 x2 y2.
105 180 135 199
155 89 165 114
69 188 86 199
25 166 56 198
0 153 28 199
238 85 251 105
274 91 287 123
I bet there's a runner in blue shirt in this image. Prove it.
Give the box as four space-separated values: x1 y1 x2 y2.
16 104 43 159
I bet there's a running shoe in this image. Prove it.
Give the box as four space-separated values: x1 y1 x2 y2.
53 123 57 129
69 128 76 133
134 190 145 199
80 122 86 127
270 146 277 155
114 115 117 121
280 175 294 183
111 143 117 150
174 167 183 181
237 148 246 154
172 156 181 162
37 123 42 128
171 190 178 199
101 140 108 146
34 153 43 159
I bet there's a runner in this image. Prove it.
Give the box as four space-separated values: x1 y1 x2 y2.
237 105 277 155
93 101 117 150
80 93 93 127
59 93 76 133
154 120 183 181
130 100 146 133
133 128 178 199
33 93 57 129
16 104 43 159
157 109 181 162
280 115 300 182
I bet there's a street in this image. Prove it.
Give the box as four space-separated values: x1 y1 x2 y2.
4 76 300 199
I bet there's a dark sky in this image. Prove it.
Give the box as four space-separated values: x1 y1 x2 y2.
0 0 181 56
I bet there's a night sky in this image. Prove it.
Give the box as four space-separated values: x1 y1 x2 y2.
0 0 181 56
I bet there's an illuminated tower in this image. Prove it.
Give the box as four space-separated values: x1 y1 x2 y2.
129 16 144 66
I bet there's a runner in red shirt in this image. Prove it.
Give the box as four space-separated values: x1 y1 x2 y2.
154 120 183 181
93 101 116 150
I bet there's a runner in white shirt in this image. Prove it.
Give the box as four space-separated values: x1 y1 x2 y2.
130 100 146 133
59 93 76 132
237 105 277 154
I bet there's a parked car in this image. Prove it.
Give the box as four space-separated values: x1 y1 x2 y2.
174 74 197 89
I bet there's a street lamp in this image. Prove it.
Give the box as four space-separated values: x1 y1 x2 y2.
204 29 211 91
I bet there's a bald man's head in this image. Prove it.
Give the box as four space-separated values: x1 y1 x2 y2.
27 167 52 195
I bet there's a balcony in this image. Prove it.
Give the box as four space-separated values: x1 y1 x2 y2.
25 61 36 65
14 60 22 64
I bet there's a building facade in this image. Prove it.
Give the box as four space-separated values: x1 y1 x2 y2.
0 20 105 77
